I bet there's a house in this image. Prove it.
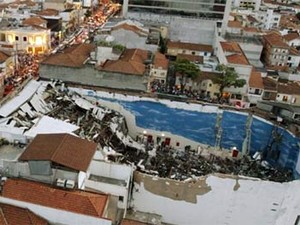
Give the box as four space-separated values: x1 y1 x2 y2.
0 178 111 225
149 52 169 86
60 8 82 36
166 40 213 59
247 70 264 106
22 16 48 29
283 32 300 47
0 26 51 54
261 32 290 68
276 82 300 105
109 21 158 52
192 71 221 100
0 202 49 225
37 9 63 43
18 133 97 187
256 9 281 30
99 48 149 76
262 76 278 101
177 54 203 64
39 44 149 91
232 0 261 10
287 47 300 68
216 41 253 107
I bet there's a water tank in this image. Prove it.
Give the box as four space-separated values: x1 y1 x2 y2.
65 180 75 189
56 179 66 188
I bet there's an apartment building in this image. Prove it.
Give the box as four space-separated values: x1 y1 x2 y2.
261 32 290 67
0 26 51 54
232 0 261 10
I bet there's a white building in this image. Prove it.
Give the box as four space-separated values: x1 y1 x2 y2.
287 48 300 68
256 9 281 30
232 0 261 11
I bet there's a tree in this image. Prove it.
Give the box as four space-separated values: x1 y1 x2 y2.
216 64 246 101
296 12 300 21
174 58 200 92
159 35 167 54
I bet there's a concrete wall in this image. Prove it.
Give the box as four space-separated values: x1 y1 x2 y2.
111 30 158 52
3 160 78 184
127 13 216 45
39 64 148 92
0 197 111 225
239 42 263 61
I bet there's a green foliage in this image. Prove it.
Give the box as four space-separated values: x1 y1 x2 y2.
174 58 200 79
297 12 300 21
113 44 126 53
174 58 200 91
216 64 246 99
159 35 167 54
96 40 112 47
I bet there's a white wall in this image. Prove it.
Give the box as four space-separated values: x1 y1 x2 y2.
0 197 111 225
89 160 132 181
132 173 300 225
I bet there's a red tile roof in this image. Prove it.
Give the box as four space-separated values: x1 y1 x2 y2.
22 16 47 26
278 82 300 95
290 47 300 56
247 15 258 23
249 70 264 89
220 42 249 65
263 77 277 91
0 203 48 225
177 54 203 64
2 179 108 218
153 52 168 70
283 32 300 42
37 8 59 16
100 48 148 75
41 44 96 68
263 33 290 48
243 27 259 33
121 219 149 225
0 51 9 63
228 20 243 28
167 40 213 53
19 133 97 172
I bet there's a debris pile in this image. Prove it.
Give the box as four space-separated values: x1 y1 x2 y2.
3 81 294 183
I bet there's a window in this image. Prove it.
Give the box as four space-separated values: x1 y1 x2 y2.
209 83 212 87
15 36 19 41
23 36 27 42
288 56 291 60
204 52 207 56
282 96 288 102
118 196 124 202
192 51 195 55
274 18 279 21
0 33 5 42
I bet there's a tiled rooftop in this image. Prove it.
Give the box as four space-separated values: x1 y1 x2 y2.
0 202 48 225
19 133 97 172
41 44 96 68
263 33 290 48
2 179 109 218
100 48 148 75
167 40 213 52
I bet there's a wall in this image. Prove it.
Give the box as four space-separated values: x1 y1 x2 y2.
132 172 300 225
127 13 216 45
111 29 158 52
3 160 78 184
39 64 148 92
238 42 263 61
89 160 132 181
0 197 111 225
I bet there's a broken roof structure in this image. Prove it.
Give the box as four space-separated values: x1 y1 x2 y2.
19 133 97 172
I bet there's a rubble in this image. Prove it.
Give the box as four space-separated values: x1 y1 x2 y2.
0 81 293 183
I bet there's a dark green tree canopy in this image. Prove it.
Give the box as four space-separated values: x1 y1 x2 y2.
173 58 200 91
174 58 200 79
216 64 246 99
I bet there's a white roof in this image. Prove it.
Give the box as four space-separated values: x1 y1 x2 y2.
0 80 41 117
24 115 79 138
133 174 299 225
